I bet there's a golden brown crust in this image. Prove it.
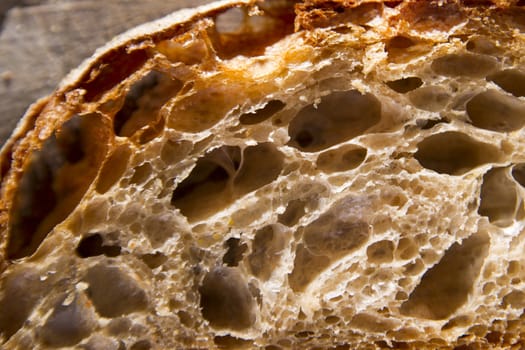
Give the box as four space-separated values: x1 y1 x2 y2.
1 0 525 349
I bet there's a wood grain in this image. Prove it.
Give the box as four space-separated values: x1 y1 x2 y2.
0 0 214 147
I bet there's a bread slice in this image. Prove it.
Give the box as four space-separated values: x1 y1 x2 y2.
2 0 525 348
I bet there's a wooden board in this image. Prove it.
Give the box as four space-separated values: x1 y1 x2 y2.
0 0 214 146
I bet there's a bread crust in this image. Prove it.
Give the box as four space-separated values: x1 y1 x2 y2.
0 0 253 267
1 0 525 349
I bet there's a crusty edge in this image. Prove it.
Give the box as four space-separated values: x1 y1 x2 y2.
58 0 255 91
2 0 521 195
0 0 252 168
0 0 257 272
0 1 523 347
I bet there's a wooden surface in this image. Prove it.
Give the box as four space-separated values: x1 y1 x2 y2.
0 0 214 147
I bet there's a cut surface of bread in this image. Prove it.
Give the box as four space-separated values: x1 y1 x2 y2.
2 0 525 349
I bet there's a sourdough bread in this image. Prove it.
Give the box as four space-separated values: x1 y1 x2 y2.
2 0 525 349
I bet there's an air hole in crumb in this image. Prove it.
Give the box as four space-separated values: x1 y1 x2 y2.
114 70 182 140
130 163 153 185
213 335 253 349
404 259 425 276
130 339 152 350
76 233 121 258
199 267 256 330
325 315 340 324
96 145 131 194
303 201 370 257
294 130 314 148
160 139 193 165
172 143 283 221
507 260 521 276
466 90 525 132
401 232 490 319
290 197 370 291
417 118 448 130
441 315 472 330
395 291 408 301
233 143 284 195
395 237 418 260
107 317 132 335
408 86 450 112
387 35 415 49
0 267 42 340
191 135 215 155
385 35 428 62
7 113 108 260
171 146 240 221
276 339 291 347
386 77 423 93
487 69 525 97
177 310 194 327
431 53 498 77
239 100 285 125
248 225 287 280
466 36 499 55
367 240 395 264
223 237 248 267
485 331 503 345
85 263 148 317
414 131 502 175
512 163 525 187
502 290 525 309
140 251 168 269
114 70 158 134
478 167 518 226
288 90 381 152
83 335 119 350
350 313 399 333
295 331 314 338
278 200 306 227
168 85 240 133
316 145 367 173
384 1 402 8
40 294 96 348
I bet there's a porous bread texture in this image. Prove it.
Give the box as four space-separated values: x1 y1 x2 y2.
2 0 525 349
